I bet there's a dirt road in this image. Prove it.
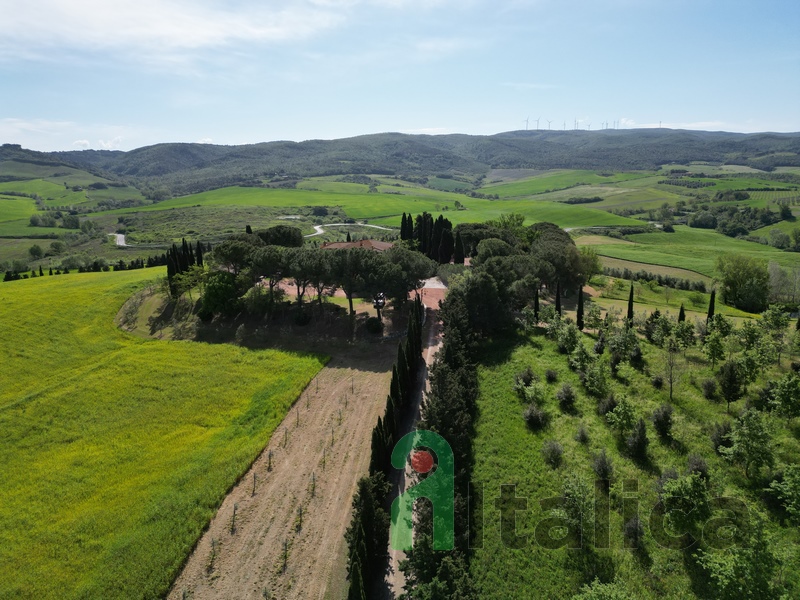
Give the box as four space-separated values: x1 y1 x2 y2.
168 345 395 600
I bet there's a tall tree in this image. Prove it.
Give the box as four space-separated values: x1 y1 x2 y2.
438 228 454 264
576 287 584 331
453 230 465 264
678 303 686 323
533 286 540 322
707 289 716 323
627 282 634 326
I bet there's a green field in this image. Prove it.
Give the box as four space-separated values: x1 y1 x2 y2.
471 330 799 598
0 196 38 222
480 170 650 198
589 225 800 277
107 185 643 230
0 269 326 599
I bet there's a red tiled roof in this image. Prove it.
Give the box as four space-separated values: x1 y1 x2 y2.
319 239 394 252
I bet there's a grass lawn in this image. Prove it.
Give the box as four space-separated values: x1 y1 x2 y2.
0 269 326 599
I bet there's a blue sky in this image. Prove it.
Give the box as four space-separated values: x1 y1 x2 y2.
1 0 798 151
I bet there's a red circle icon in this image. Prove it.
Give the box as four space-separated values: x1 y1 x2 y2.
411 450 434 474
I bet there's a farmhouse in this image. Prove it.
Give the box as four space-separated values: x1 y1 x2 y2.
319 239 394 252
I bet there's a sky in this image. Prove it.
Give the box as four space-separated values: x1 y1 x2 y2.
1 0 798 152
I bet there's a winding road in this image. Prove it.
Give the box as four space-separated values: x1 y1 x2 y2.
304 223 394 238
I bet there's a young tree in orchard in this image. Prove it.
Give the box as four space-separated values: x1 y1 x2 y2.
718 359 747 413
772 372 800 423
720 409 774 479
704 330 726 369
760 306 790 365
663 336 681 401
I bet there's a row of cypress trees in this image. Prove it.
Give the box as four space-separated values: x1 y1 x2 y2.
401 275 479 596
400 212 465 265
166 239 207 295
346 296 425 600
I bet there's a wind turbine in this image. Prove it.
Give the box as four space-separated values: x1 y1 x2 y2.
547 119 552 130
524 117 529 131
535 117 541 130
587 122 592 130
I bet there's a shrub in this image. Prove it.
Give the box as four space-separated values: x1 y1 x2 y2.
524 403 549 430
702 378 718 400
557 383 577 413
575 423 589 444
623 516 645 549
365 316 383 334
515 366 537 388
687 454 710 483
582 361 609 398
651 375 664 390
541 440 563 469
545 369 558 384
711 421 733 455
522 381 547 405
593 449 614 482
656 467 679 496
652 404 674 439
597 393 618 416
626 418 649 459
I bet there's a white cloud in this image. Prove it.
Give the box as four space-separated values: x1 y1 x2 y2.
0 0 465 64
72 139 91 149
0 1 344 61
196 137 214 144
98 137 123 149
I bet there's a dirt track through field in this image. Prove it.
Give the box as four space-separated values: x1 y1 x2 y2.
168 345 395 600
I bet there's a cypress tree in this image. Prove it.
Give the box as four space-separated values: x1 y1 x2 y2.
707 289 716 323
438 228 454 264
246 224 253 234
48 267 53 276
453 230 465 264
390 364 404 409
577 287 584 330
678 303 686 323
555 281 562 316
196 242 204 267
397 341 410 402
38 265 43 277
384 394 397 439
627 283 635 326
533 286 540 322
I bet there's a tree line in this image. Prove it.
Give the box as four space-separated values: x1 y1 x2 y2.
345 297 425 599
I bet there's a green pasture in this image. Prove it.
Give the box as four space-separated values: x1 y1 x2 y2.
0 180 88 207
479 170 650 198
0 196 38 222
589 225 800 277
0 269 326 599
471 329 799 599
0 219 62 238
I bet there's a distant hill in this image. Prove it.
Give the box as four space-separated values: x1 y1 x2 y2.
4 129 800 196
